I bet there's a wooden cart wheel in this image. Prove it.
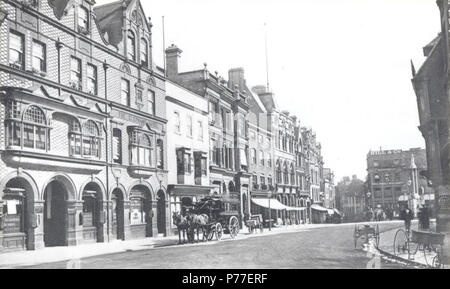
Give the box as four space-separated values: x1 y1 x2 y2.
393 229 409 257
431 245 443 269
206 225 215 241
374 224 380 248
229 216 239 239
215 223 223 241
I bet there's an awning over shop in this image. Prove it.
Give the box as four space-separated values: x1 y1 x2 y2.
252 198 288 210
327 209 334 215
333 208 342 216
311 204 328 212
251 198 306 211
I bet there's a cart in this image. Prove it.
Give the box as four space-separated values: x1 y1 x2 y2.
353 224 380 249
245 214 264 234
393 229 445 268
191 195 241 241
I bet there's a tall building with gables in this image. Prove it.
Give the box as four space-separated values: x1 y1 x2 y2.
0 0 169 252
164 45 251 225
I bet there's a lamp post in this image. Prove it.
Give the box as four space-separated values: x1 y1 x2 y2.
407 179 412 210
268 190 272 231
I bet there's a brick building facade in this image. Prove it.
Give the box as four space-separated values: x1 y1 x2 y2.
0 0 169 252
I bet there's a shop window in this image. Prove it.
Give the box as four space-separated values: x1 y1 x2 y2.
170 196 181 215
2 189 25 234
9 30 24 70
130 195 146 225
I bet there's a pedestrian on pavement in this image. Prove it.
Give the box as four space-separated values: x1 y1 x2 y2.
400 204 414 233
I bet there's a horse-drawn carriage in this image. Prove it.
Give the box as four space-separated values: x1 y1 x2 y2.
172 195 241 243
192 195 241 241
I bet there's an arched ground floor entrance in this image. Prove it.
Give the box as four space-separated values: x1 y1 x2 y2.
1 177 37 251
81 182 105 243
43 180 68 247
111 188 125 240
129 185 153 239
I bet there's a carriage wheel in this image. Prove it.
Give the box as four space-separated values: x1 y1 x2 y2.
229 216 240 239
216 223 223 241
206 225 215 241
424 244 442 268
431 246 443 269
393 229 409 258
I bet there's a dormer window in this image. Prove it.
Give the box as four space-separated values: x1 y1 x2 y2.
140 38 148 67
78 6 89 34
127 30 136 61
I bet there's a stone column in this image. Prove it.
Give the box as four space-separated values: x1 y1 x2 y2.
151 202 158 237
67 200 84 246
33 201 45 250
165 200 170 236
123 200 131 240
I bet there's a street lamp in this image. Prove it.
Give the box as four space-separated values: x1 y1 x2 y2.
407 179 412 210
268 190 272 231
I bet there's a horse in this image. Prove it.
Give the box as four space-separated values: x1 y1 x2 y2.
172 211 189 244
187 213 209 243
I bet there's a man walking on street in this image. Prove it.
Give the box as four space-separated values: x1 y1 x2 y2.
400 204 414 233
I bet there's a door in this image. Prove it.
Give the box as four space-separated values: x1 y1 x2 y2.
44 183 67 247
112 191 124 240
157 191 165 235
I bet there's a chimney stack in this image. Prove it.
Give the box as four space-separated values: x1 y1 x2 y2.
228 67 246 91
165 44 182 79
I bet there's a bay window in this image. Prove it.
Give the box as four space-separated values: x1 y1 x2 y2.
82 120 101 157
69 118 82 156
130 131 154 167
5 102 49 150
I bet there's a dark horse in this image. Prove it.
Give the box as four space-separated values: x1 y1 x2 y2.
187 213 209 243
172 211 189 244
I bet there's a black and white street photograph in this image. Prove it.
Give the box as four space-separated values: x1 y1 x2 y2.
0 0 449 274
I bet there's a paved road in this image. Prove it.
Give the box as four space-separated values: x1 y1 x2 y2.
23 222 405 269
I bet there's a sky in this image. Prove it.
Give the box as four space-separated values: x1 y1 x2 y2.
97 0 441 181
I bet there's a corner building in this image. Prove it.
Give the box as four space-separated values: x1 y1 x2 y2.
0 0 169 252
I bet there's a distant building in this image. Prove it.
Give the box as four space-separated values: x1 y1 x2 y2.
322 168 336 209
366 148 433 217
336 175 365 222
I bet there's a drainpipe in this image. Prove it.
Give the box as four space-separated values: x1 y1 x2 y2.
103 60 110 242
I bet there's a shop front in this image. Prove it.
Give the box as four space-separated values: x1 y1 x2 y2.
129 185 153 239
